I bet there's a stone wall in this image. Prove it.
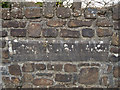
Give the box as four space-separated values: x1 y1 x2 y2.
0 2 120 89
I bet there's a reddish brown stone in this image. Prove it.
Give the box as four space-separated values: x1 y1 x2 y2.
2 50 9 59
60 29 80 38
113 66 120 78
64 64 77 72
91 63 100 67
97 28 113 37
9 64 21 76
2 76 11 84
47 20 66 27
68 20 82 28
47 64 63 71
55 74 72 82
24 7 42 19
28 22 41 37
97 18 113 27
78 67 99 85
11 29 26 37
35 64 46 70
33 78 53 86
107 65 112 73
22 73 34 83
22 63 34 72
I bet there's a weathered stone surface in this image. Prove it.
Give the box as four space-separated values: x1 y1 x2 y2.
82 20 93 27
9 64 21 76
97 18 113 27
22 83 33 88
101 76 109 86
84 8 97 19
68 20 82 28
78 63 90 67
113 21 120 30
11 40 109 61
42 28 58 37
11 8 23 19
0 30 7 37
97 28 113 37
0 40 6 48
23 2 41 7
2 20 26 28
35 64 46 70
47 64 63 71
24 7 42 19
64 64 77 72
47 20 66 27
33 78 53 86
11 77 20 85
60 29 80 38
2 8 11 20
113 5 120 20
78 67 99 85
43 3 55 18
72 2 82 17
82 28 94 37
110 47 120 54
56 7 71 19
11 2 24 8
11 29 26 37
28 22 41 37
22 74 34 82
113 66 120 78
55 74 72 82
22 63 34 72
2 77 11 84
109 55 120 62
2 50 9 59
111 33 119 46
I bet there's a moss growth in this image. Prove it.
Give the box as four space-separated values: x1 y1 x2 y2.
35 2 43 7
56 0 63 7
0 2 11 8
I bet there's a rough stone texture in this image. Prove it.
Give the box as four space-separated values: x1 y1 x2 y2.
0 30 7 37
42 28 58 37
97 28 113 37
82 28 94 37
113 5 120 20
64 64 77 72
55 74 72 82
28 22 41 37
22 73 34 83
8 64 21 76
47 64 63 71
11 40 109 61
113 21 120 30
24 7 42 19
56 7 71 19
11 8 23 19
43 3 55 18
22 63 34 72
2 20 26 28
97 18 113 27
68 20 82 28
113 66 120 78
33 78 53 86
1 2 119 88
60 29 80 38
11 29 26 37
35 64 46 70
84 8 97 19
2 8 11 20
78 67 99 85
47 20 66 27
